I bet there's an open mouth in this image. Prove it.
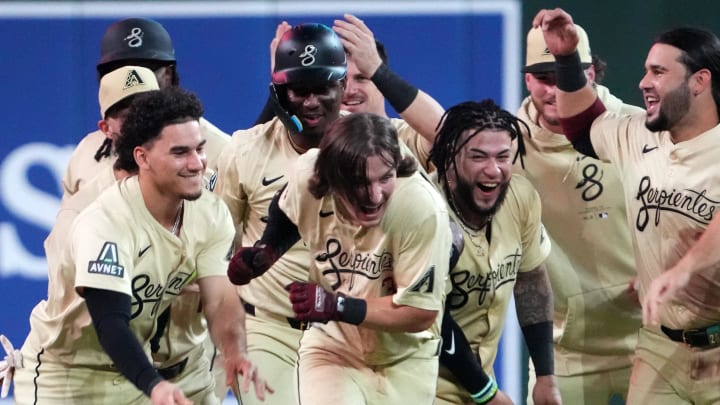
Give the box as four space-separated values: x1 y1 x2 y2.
644 94 659 114
477 182 499 193
360 204 381 215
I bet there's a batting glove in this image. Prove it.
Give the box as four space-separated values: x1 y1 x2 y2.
286 282 367 325
227 244 277 285
0 334 22 399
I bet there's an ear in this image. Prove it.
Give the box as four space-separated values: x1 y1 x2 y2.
98 120 112 139
691 68 712 96
585 65 596 83
133 145 150 170
524 73 533 88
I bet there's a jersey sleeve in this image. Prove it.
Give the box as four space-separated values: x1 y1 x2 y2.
213 131 251 232
589 111 643 168
278 150 317 229
195 199 236 279
516 178 551 273
390 181 450 311
72 208 135 297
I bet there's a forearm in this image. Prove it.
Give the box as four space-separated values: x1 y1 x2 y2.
362 295 438 333
674 216 720 278
84 288 163 396
398 90 445 148
514 267 554 376
201 278 247 357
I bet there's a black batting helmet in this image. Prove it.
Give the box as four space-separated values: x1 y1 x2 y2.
272 23 346 85
97 18 176 70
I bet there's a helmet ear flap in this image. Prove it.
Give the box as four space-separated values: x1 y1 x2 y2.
269 84 303 135
271 23 347 86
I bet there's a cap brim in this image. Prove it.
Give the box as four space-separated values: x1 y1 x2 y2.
522 62 592 74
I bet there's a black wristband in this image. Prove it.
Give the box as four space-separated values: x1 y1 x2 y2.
555 51 587 92
370 63 419 113
337 295 367 325
522 321 554 376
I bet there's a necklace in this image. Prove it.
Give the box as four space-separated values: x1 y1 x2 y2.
171 202 183 236
447 195 491 256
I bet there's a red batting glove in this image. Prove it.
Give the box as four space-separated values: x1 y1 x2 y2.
286 281 339 323
227 245 276 285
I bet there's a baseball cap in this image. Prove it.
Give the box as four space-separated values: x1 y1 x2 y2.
523 25 592 73
98 66 159 117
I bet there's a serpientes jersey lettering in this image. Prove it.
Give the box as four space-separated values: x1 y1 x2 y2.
279 149 450 365
440 174 550 374
590 111 720 329
514 85 642 375
62 118 229 200
23 176 233 367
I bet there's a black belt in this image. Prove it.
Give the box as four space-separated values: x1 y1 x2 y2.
661 324 720 348
156 356 188 380
244 302 307 330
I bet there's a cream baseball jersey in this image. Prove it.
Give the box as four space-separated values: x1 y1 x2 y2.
23 176 233 366
440 174 551 371
390 117 433 172
62 117 229 199
215 117 310 317
514 85 643 374
589 112 720 329
279 149 450 365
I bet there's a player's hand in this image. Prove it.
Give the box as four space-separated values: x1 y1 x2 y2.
691 345 720 380
225 353 274 401
150 380 193 405
227 245 277 285
286 281 340 322
627 276 641 308
270 21 292 74
0 335 21 399
532 375 562 405
333 14 383 77
531 8 579 57
642 266 690 326
485 389 514 405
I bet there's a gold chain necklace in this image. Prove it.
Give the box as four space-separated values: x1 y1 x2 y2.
171 202 183 236
447 195 491 256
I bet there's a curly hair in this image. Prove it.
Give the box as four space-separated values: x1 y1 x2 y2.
428 99 529 198
308 112 417 201
115 87 203 172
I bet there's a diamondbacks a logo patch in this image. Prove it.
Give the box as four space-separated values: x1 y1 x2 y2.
123 69 146 89
409 265 435 293
88 242 125 278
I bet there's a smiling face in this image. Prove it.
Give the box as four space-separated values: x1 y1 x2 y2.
335 153 397 227
525 68 595 133
136 119 207 201
448 128 512 225
341 58 386 115
639 43 693 132
286 81 344 139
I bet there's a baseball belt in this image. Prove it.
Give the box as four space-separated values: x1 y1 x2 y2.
661 324 720 348
243 302 308 330
156 356 188 380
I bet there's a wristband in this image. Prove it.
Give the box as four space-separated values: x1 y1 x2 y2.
555 51 587 92
370 63 419 113
336 294 367 325
471 377 498 404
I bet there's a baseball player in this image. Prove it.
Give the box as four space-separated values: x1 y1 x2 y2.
13 87 269 404
233 112 450 404
515 24 643 404
62 17 230 200
534 7 720 403
60 17 232 402
217 19 446 404
427 100 559 405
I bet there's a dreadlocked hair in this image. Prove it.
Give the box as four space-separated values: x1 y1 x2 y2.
428 99 529 197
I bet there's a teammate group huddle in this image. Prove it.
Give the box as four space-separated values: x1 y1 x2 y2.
1 6 720 405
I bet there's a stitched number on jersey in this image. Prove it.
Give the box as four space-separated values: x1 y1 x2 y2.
574 156 604 201
87 242 125 278
409 266 435 293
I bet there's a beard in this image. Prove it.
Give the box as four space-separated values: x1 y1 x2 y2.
453 176 510 220
646 80 691 132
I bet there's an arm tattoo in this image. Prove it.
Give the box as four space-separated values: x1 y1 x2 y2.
514 265 553 327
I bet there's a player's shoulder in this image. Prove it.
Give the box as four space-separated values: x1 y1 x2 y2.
504 174 541 214
188 188 233 226
228 117 285 153
72 178 131 233
199 117 231 143
69 130 106 159
387 172 447 221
